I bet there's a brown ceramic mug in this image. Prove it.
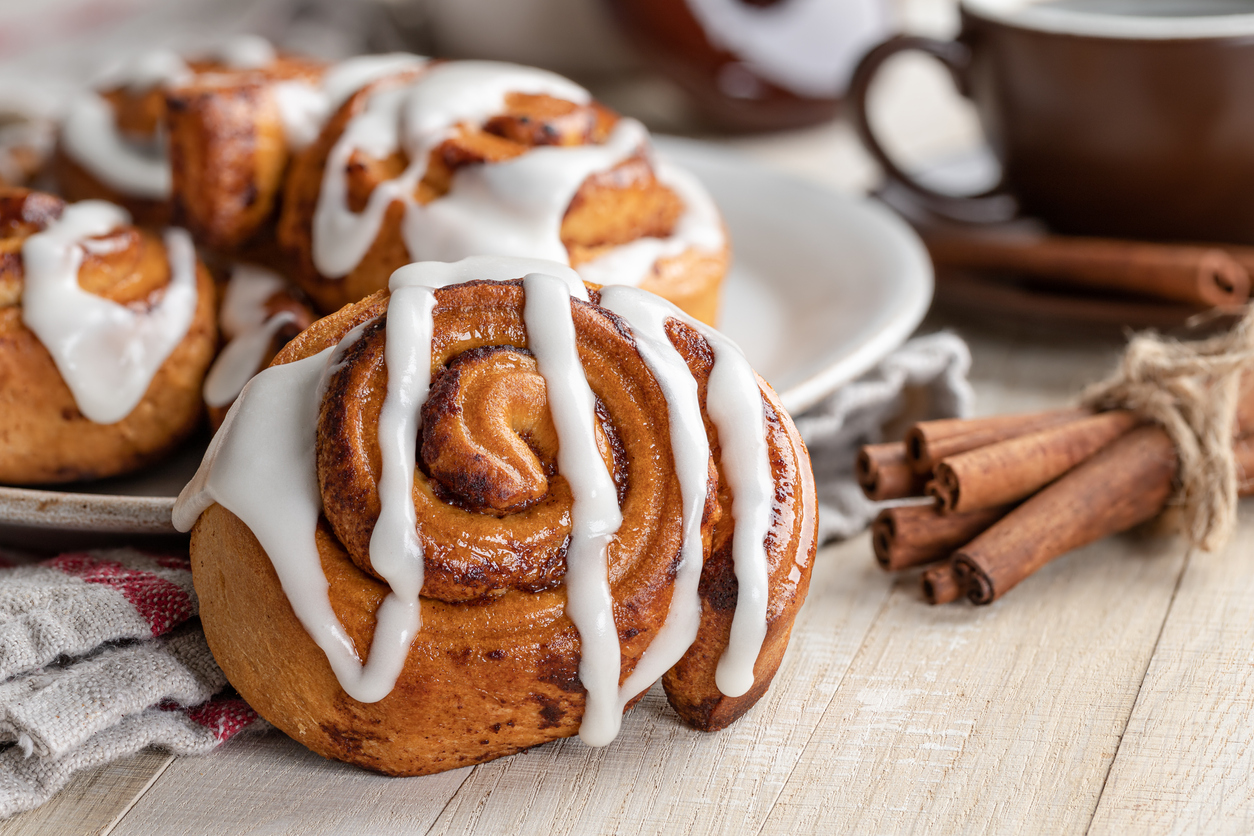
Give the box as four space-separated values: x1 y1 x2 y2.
850 0 1254 244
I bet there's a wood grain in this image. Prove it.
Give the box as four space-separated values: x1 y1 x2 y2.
107 733 472 836
1089 504 1254 834
424 535 894 836
758 529 1188 834
0 751 171 836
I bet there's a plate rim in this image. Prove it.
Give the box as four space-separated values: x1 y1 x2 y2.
1 139 933 537
653 135 934 414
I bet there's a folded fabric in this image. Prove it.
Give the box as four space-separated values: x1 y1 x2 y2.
794 332 974 542
0 550 196 681
0 549 264 820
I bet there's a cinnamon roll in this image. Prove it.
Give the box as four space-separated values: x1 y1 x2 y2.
277 60 729 323
175 255 814 775
0 188 216 484
53 36 323 241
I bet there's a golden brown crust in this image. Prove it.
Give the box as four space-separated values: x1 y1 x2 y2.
54 52 324 249
167 56 324 255
277 77 728 321
190 277 814 775
0 188 218 484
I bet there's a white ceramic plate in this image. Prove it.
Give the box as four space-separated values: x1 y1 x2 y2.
0 139 932 544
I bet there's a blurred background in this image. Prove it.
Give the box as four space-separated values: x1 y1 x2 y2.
0 0 984 195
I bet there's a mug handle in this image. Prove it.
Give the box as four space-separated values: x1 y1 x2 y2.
848 35 1013 223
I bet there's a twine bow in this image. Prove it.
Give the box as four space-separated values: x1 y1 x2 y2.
1082 306 1254 551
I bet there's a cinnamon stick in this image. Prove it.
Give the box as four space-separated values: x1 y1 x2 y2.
872 503 1012 571
929 410 1140 513
1237 371 1254 436
922 563 964 605
1239 435 1254 497
906 407 1091 475
923 231 1251 308
857 442 928 501
952 425 1177 604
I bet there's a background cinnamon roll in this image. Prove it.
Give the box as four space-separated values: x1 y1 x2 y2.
202 263 316 430
175 256 813 776
278 60 729 323
53 36 323 243
0 188 216 484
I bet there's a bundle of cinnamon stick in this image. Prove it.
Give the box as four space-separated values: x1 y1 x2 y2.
858 397 1254 605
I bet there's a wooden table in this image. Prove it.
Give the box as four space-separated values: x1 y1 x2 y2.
9 3 1254 832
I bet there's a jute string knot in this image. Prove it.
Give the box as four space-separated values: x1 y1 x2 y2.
1082 305 1254 551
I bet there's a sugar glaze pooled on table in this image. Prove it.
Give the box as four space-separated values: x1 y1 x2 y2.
174 255 773 746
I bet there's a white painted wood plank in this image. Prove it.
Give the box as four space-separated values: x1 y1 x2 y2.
759 529 1187 834
1089 503 1254 835
423 535 894 836
0 751 170 836
107 731 471 836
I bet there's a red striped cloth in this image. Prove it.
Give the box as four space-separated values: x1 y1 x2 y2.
0 549 265 819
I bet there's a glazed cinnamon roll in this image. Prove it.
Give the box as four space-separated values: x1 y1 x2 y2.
277 60 729 323
0 188 216 484
175 256 814 775
53 36 323 242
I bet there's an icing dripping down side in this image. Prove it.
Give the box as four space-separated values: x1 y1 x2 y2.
61 95 173 200
598 286 710 709
522 272 625 747
204 264 290 409
672 308 772 698
21 203 200 424
600 285 772 700
174 329 421 703
366 283 436 648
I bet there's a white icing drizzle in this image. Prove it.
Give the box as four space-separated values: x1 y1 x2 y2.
368 283 436 641
598 286 710 709
112 50 193 93
203 311 297 409
203 264 292 409
174 330 419 703
274 53 428 153
174 255 771 742
522 272 624 746
62 50 194 200
216 35 277 70
599 286 772 700
61 94 172 200
21 202 200 425
312 61 588 278
309 60 724 288
218 264 287 337
684 319 772 697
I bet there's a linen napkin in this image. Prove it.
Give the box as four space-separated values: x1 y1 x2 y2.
0 549 266 819
794 331 974 542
